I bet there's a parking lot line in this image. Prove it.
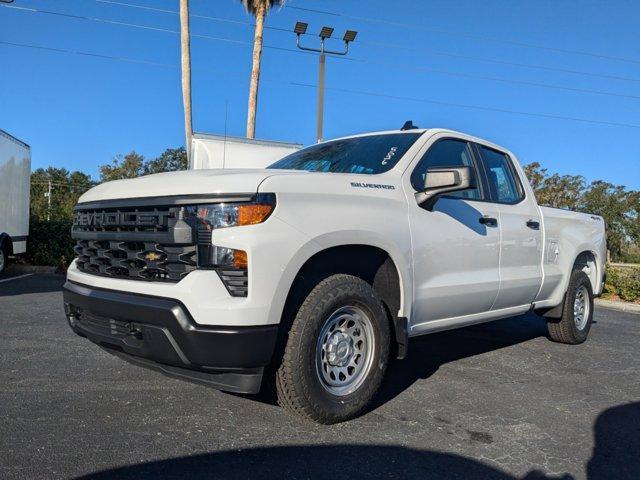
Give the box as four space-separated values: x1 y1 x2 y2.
0 273 34 284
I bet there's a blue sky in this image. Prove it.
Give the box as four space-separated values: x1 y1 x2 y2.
1 0 639 188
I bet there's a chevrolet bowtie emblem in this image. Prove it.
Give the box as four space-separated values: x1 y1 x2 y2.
145 252 162 262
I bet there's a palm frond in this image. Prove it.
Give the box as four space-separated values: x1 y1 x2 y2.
239 0 284 15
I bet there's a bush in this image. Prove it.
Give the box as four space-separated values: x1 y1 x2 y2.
604 265 640 303
25 218 74 267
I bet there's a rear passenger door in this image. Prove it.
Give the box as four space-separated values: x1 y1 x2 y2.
475 144 543 309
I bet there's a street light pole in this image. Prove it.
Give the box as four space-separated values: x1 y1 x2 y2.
317 49 325 142
294 23 358 143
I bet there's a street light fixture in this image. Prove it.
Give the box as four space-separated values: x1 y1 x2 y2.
294 21 308 35
294 22 358 142
343 30 358 43
319 26 334 39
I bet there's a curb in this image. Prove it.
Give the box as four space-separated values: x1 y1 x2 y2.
595 298 640 314
6 265 59 275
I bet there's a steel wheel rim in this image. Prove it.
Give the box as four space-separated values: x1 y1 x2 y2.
315 305 375 396
573 285 590 330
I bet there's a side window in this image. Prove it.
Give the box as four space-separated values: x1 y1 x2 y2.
410 139 481 200
479 146 522 204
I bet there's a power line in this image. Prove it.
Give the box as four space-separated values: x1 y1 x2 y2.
93 0 640 84
349 56 640 102
4 39 640 131
285 4 640 66
291 82 640 130
2 4 308 54
0 40 176 68
31 180 94 188
5 3 640 102
95 0 292 33
357 39 640 85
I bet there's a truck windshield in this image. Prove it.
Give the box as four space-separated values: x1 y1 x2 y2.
268 132 422 174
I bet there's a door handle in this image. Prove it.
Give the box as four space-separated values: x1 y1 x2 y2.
526 220 540 230
479 216 498 227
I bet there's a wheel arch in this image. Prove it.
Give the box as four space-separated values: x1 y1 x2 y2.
0 233 13 255
537 248 600 319
572 250 599 293
271 240 410 359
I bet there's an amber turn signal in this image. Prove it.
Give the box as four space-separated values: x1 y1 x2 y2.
237 204 274 226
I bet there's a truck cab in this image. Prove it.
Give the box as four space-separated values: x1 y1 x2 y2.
63 127 606 423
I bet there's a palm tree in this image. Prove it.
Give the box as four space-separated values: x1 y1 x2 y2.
240 0 283 139
179 0 193 163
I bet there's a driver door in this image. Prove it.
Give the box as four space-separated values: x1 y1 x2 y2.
404 136 501 333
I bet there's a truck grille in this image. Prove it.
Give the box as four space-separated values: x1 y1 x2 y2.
71 202 249 296
74 240 197 282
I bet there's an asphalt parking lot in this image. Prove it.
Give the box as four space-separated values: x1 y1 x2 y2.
1 274 638 480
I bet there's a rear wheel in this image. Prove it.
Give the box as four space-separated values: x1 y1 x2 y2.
276 274 390 424
547 270 594 344
0 243 7 275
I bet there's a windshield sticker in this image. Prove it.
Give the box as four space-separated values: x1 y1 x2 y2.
350 182 395 190
381 146 398 165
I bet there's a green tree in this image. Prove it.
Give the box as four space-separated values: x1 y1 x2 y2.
99 148 188 182
582 181 639 260
28 168 95 267
99 151 145 182
30 167 94 221
524 162 639 262
523 162 547 193
524 163 585 209
144 147 188 174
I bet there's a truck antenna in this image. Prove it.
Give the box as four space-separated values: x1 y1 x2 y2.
401 120 419 131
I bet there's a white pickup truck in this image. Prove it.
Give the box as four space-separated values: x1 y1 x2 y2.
64 126 606 423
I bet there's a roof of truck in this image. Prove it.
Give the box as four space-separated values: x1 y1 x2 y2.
324 128 510 154
0 128 30 149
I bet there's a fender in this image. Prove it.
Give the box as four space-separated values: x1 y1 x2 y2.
267 231 411 324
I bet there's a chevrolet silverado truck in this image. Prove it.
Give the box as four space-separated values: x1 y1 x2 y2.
63 127 606 424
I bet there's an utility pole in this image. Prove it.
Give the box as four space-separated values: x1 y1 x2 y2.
45 179 52 221
294 23 357 143
179 0 193 166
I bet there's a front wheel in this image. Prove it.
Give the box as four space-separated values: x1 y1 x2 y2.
547 269 594 344
276 274 390 424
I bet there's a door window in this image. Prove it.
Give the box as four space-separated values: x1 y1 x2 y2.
410 139 481 200
479 146 523 204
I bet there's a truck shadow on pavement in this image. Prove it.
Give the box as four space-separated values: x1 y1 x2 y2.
254 312 549 410
373 312 549 409
76 402 640 480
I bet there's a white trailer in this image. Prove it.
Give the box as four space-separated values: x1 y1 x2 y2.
0 129 31 274
190 133 301 170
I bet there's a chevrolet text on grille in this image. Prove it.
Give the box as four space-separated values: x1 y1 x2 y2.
74 211 170 228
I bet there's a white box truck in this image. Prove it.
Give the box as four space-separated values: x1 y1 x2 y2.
0 129 31 274
190 133 300 170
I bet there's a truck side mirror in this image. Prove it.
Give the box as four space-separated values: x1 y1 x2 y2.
415 166 473 210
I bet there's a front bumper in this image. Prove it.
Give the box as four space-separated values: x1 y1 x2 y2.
63 281 278 394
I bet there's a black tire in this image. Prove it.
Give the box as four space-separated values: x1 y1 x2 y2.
0 242 8 275
276 274 390 424
547 270 594 344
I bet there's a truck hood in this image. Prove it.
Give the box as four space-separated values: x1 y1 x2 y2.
78 168 306 204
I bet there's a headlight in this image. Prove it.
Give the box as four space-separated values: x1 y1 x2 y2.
188 193 275 230
186 193 275 270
